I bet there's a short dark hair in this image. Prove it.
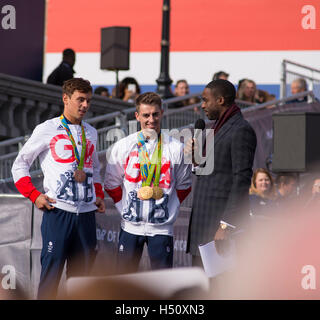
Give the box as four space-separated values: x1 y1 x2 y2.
175 79 188 86
62 78 92 97
63 48 75 59
212 71 229 80
135 92 162 112
94 86 109 95
275 173 298 186
206 79 236 106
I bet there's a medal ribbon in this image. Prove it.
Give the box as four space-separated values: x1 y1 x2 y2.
60 115 87 170
137 131 162 187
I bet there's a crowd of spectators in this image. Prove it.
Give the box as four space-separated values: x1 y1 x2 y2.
46 49 313 110
248 167 320 219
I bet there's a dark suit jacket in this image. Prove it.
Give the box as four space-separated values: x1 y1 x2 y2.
187 112 257 256
47 62 75 86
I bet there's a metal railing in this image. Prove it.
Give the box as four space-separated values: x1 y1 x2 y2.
0 94 202 181
242 90 316 113
1 90 317 183
0 72 133 141
281 59 320 99
0 193 24 198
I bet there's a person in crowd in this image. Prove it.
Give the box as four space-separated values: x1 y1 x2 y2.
275 173 298 208
287 78 308 104
304 177 320 209
47 48 76 86
174 79 189 98
249 168 277 216
312 178 320 196
291 78 307 95
186 79 257 267
113 77 141 103
169 79 200 109
11 78 105 299
212 71 229 81
104 92 192 274
236 79 257 104
255 89 275 104
94 86 109 97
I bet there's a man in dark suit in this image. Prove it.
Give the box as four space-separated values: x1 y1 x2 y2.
47 48 76 86
186 79 257 267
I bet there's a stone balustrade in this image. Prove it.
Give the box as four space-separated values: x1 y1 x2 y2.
0 72 133 140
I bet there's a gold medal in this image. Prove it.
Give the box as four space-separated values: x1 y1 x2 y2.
152 186 163 200
74 169 86 183
138 186 153 200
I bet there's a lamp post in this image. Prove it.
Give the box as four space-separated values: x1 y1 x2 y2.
156 0 173 99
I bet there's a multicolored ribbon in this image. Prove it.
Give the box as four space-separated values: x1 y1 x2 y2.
137 131 162 187
60 115 87 170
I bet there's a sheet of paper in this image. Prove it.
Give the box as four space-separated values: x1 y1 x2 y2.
199 240 236 278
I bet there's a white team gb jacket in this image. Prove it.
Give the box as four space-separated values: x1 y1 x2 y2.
11 117 103 213
104 132 192 236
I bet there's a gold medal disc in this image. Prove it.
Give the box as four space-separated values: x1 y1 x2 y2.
74 169 86 183
152 186 163 200
138 186 153 200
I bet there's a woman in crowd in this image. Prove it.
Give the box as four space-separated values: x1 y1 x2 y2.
113 77 141 103
236 79 257 104
249 168 277 216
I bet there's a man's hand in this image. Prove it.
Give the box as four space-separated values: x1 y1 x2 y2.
96 197 106 213
35 194 56 211
214 227 229 241
184 138 199 166
214 227 231 256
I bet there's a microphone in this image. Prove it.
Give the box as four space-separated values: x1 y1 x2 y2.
192 119 206 165
185 119 205 165
194 119 205 138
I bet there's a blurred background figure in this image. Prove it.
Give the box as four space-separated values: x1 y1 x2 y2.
170 79 200 109
94 86 109 97
312 178 320 195
304 177 320 208
291 78 308 95
174 79 189 97
275 173 299 210
236 79 257 104
255 89 276 104
249 168 277 216
171 79 190 108
212 71 229 81
113 77 141 103
286 78 308 104
47 48 76 86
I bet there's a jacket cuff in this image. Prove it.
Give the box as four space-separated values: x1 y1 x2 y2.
105 186 122 203
94 183 105 199
15 176 41 203
176 187 192 203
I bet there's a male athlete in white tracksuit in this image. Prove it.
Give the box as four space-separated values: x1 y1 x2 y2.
12 78 105 299
104 92 192 273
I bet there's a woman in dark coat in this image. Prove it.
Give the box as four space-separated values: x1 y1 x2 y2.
249 168 277 217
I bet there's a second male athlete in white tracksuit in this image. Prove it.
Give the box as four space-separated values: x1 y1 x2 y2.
105 131 192 272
